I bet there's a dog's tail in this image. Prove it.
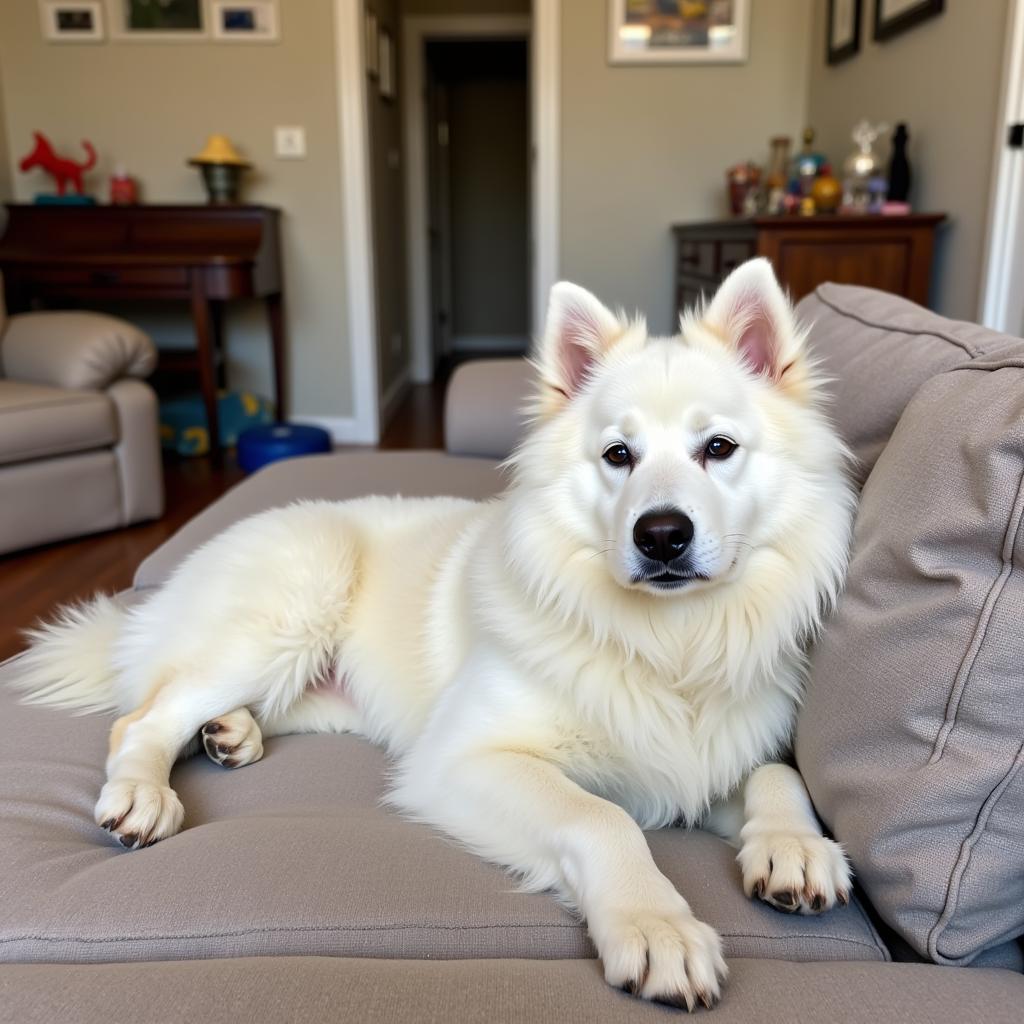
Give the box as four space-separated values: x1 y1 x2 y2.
8 595 126 714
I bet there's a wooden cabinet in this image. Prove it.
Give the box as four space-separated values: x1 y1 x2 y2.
672 214 945 317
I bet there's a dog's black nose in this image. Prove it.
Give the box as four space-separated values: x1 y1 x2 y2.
633 510 694 563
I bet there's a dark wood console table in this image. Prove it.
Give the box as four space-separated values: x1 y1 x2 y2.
0 203 285 460
672 213 946 317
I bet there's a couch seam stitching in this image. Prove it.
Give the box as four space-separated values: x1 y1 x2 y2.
812 288 984 358
0 927 884 953
926 738 1024 964
929 465 1024 763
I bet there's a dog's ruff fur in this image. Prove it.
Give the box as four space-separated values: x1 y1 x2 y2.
12 260 856 1011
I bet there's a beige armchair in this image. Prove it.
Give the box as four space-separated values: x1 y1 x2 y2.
0 303 164 554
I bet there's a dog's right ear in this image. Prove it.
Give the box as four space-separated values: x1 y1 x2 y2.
536 282 624 403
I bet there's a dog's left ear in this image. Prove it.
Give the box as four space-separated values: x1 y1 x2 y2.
537 282 625 402
701 258 802 382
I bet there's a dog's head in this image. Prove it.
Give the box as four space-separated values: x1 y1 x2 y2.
515 259 847 601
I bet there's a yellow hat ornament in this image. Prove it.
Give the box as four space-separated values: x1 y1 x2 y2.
188 134 251 204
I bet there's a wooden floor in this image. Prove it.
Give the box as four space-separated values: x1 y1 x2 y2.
0 381 447 663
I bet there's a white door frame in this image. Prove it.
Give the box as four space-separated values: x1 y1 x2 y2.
402 6 560 383
979 0 1024 332
320 0 379 444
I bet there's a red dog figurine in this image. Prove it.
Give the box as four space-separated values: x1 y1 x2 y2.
19 132 97 196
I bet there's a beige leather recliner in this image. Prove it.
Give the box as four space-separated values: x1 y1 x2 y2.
0 300 164 555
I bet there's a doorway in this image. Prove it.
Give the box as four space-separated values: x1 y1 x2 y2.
425 39 530 370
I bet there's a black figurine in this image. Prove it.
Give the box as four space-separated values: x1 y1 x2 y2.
888 123 911 204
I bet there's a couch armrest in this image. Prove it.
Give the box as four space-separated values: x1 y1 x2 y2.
1 311 156 391
444 358 534 459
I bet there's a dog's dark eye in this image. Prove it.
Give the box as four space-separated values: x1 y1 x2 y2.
705 436 738 461
602 442 632 468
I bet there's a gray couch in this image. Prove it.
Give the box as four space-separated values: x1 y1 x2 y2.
0 285 1021 1022
0 302 164 554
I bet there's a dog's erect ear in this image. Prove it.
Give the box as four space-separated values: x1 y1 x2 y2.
701 259 801 380
537 282 624 400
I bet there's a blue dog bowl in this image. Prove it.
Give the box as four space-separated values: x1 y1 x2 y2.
237 423 332 474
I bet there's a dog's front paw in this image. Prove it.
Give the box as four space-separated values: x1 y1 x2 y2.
591 901 727 1011
201 708 263 769
95 779 184 850
738 826 851 914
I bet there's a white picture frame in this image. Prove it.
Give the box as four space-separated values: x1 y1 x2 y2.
40 1 105 42
107 0 208 41
378 28 395 100
608 0 749 65
211 0 278 42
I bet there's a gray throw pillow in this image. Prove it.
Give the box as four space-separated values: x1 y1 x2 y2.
797 354 1024 967
795 284 1020 485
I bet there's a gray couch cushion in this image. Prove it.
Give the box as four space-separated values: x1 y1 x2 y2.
4 958 1023 1024
0 652 887 966
796 284 1024 485
797 351 1024 966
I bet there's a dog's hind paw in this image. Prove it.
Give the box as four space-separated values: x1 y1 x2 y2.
95 779 184 850
738 827 851 915
201 707 264 769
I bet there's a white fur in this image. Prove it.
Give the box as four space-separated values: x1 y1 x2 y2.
11 260 855 1010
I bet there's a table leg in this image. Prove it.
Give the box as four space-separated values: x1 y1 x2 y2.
211 300 227 389
266 292 286 421
191 283 222 463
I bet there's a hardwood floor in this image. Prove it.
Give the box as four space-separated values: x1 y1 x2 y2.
0 381 447 663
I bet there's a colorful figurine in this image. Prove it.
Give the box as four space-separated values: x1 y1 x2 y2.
19 132 96 197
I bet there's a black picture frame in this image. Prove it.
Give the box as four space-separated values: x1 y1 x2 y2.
827 0 862 65
873 0 944 42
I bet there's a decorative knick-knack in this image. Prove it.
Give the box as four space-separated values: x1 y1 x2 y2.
765 136 791 214
792 127 826 197
887 123 911 204
842 120 888 213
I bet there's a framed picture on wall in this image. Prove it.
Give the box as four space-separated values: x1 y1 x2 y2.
39 1 105 42
211 1 278 42
827 0 861 64
111 0 206 39
608 0 749 65
873 0 944 42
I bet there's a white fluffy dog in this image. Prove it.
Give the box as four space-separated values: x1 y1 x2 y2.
14 259 855 1011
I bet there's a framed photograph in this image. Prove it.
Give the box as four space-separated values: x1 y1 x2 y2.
873 0 944 42
211 1 278 41
40 1 105 42
379 29 395 101
365 11 379 78
827 0 861 64
608 0 749 65
111 0 206 39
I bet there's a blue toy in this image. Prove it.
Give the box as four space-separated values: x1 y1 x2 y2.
236 423 332 474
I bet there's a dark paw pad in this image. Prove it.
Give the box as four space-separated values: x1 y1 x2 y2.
770 889 798 911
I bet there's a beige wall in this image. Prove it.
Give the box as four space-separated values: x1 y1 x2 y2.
402 0 529 15
559 0 813 334
0 1 352 421
807 0 1008 321
0 57 10 203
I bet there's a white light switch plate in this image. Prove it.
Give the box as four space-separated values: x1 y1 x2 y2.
274 126 306 159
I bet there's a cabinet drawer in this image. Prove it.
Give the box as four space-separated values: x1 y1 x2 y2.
677 238 716 279
719 241 755 278
30 266 189 290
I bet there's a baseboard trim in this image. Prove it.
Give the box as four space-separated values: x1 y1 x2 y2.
381 367 412 428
